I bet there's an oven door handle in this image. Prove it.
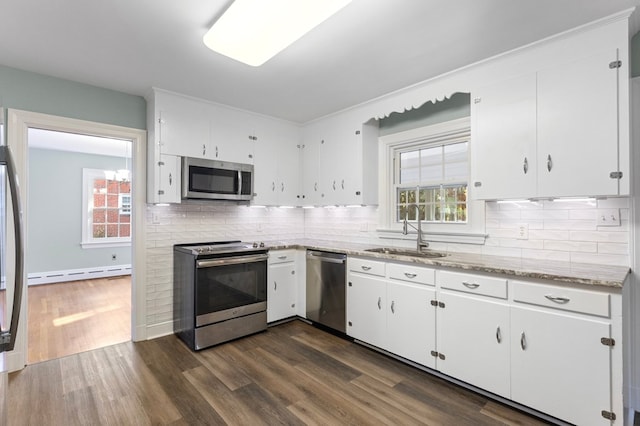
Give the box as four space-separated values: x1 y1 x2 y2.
196 253 268 268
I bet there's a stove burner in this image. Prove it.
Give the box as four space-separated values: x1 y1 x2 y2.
174 241 267 257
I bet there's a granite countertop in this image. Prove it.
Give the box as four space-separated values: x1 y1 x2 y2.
266 239 631 289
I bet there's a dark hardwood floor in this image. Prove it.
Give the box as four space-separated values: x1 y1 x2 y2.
9 320 548 425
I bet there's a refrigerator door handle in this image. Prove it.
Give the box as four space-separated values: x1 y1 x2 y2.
0 145 24 353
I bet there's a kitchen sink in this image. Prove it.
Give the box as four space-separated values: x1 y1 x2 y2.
364 247 448 258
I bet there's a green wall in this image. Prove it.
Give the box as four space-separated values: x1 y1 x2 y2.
0 65 146 129
378 92 470 136
28 147 132 273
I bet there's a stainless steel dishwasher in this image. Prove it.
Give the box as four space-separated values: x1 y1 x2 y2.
306 250 347 333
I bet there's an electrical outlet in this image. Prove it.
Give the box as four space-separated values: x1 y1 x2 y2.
359 223 368 232
516 223 529 240
597 209 620 227
152 212 161 224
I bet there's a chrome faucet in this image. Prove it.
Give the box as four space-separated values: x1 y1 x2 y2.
403 203 429 251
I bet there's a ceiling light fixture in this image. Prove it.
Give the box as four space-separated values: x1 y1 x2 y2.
203 0 352 66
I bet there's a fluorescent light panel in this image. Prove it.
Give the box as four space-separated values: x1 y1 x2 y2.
203 0 352 66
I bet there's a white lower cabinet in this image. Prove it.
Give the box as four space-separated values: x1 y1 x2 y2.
386 281 436 368
345 257 622 425
347 272 387 350
436 291 510 398
267 250 298 323
347 259 436 367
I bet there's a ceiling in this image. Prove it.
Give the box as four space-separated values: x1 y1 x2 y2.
0 0 638 124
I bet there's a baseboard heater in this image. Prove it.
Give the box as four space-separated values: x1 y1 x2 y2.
28 264 132 286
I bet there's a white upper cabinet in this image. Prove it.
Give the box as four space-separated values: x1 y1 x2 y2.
209 103 256 164
472 74 537 200
252 117 301 206
154 91 210 158
300 114 378 206
537 49 620 198
472 48 626 200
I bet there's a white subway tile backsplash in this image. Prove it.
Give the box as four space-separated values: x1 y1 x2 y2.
144 198 630 331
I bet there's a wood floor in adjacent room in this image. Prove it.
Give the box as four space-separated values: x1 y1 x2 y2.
9 320 547 425
27 276 131 364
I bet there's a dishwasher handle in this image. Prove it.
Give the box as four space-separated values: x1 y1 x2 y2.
306 251 346 264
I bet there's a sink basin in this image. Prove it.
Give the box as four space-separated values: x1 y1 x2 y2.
364 247 448 258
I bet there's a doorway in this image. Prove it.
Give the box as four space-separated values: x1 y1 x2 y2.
6 109 146 372
27 128 133 363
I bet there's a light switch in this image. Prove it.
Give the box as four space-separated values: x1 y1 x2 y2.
597 209 620 227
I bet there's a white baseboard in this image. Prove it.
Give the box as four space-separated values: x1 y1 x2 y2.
28 264 132 285
146 321 173 340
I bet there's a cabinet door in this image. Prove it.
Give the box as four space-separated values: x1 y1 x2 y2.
267 262 297 322
436 292 510 397
511 306 612 425
386 281 436 368
300 134 322 205
346 273 386 349
537 49 619 197
209 104 255 163
158 97 210 158
153 154 181 204
472 73 537 200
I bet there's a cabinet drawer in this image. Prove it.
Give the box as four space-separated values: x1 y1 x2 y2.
513 281 610 318
349 257 386 277
438 270 507 299
269 249 297 265
388 263 435 286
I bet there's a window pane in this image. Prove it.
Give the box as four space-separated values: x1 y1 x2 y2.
400 167 419 184
399 151 420 169
107 209 119 223
93 209 106 224
93 224 105 238
107 224 119 238
444 142 468 181
420 146 442 182
119 224 131 237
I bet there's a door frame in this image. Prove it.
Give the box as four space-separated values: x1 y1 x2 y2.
6 109 147 372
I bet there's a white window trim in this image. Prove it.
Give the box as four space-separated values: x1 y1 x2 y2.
377 117 487 244
81 168 132 249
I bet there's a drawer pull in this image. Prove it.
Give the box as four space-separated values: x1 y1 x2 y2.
520 332 527 351
377 297 382 310
462 281 480 289
361 265 372 271
496 326 502 344
404 272 417 279
274 281 277 291
391 300 395 314
277 255 287 260
544 295 570 304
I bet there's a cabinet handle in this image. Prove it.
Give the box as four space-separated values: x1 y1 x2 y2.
277 255 287 260
341 179 345 190
203 144 206 156
361 265 372 271
523 157 528 174
272 182 275 191
377 297 382 310
546 154 553 172
169 173 172 186
216 146 219 158
391 300 395 314
496 326 502 344
274 281 277 291
404 272 417 279
520 332 527 351
333 180 336 190
314 182 318 191
544 294 570 304
462 281 480 289
281 182 285 192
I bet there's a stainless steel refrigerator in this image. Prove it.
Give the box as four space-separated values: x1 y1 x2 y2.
0 109 25 424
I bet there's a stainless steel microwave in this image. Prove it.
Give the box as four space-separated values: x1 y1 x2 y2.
181 157 254 201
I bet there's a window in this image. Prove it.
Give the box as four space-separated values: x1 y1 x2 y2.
82 168 131 248
378 117 486 244
396 142 468 223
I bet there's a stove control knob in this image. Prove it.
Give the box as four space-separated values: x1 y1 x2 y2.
259 242 265 248
252 242 258 248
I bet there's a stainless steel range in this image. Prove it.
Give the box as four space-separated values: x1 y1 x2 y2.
173 241 268 350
